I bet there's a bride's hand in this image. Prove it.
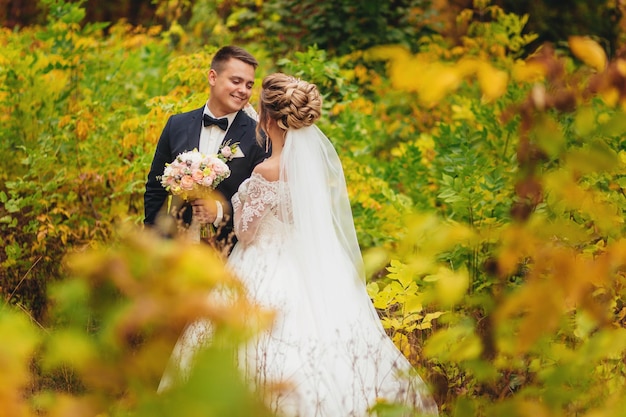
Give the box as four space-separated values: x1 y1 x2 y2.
191 199 217 224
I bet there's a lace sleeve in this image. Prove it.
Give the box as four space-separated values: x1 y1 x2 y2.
232 174 278 245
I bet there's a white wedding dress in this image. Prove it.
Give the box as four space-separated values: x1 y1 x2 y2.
158 127 438 417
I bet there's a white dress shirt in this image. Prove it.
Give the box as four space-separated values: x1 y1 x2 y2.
200 105 238 227
199 106 238 154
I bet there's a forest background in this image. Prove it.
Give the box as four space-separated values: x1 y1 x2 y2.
1 0 626 416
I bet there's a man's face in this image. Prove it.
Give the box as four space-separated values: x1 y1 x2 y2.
208 58 255 117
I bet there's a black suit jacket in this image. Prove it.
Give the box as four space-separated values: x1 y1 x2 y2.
144 107 267 243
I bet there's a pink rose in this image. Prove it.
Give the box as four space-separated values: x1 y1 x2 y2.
220 146 233 158
213 160 229 176
191 169 204 182
201 173 217 187
180 175 195 190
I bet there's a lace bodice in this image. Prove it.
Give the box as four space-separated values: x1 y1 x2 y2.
232 173 289 246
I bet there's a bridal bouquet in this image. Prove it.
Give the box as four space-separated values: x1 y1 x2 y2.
160 149 231 201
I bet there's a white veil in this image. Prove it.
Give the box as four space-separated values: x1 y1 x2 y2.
277 124 369 341
278 125 364 282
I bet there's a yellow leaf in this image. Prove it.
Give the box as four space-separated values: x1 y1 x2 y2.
382 317 403 331
456 57 481 78
569 36 607 72
0 310 40 386
404 293 424 314
41 330 96 372
574 106 596 136
46 394 99 417
424 325 482 361
366 282 379 298
407 255 436 276
517 400 551 417
603 87 620 106
392 332 411 357
477 63 509 101
534 114 565 157
434 267 469 306
365 44 412 64
423 311 446 323
419 64 462 105
371 287 394 310
387 259 415 288
512 60 546 83
363 247 389 279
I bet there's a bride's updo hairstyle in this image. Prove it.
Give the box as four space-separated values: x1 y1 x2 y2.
257 73 322 143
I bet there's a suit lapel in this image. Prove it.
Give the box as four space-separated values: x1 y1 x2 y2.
221 110 250 146
186 107 204 151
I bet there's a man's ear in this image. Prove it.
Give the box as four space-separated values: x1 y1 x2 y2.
208 69 217 86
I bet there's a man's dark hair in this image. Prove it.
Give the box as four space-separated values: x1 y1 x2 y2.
211 45 258 71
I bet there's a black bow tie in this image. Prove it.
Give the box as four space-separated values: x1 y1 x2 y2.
203 114 228 131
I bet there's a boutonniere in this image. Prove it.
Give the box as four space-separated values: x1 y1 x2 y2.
219 140 244 161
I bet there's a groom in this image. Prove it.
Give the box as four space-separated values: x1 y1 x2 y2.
143 45 268 251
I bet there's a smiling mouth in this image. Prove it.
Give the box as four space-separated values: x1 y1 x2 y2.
232 95 247 101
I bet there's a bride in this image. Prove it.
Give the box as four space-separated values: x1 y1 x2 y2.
159 73 438 417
